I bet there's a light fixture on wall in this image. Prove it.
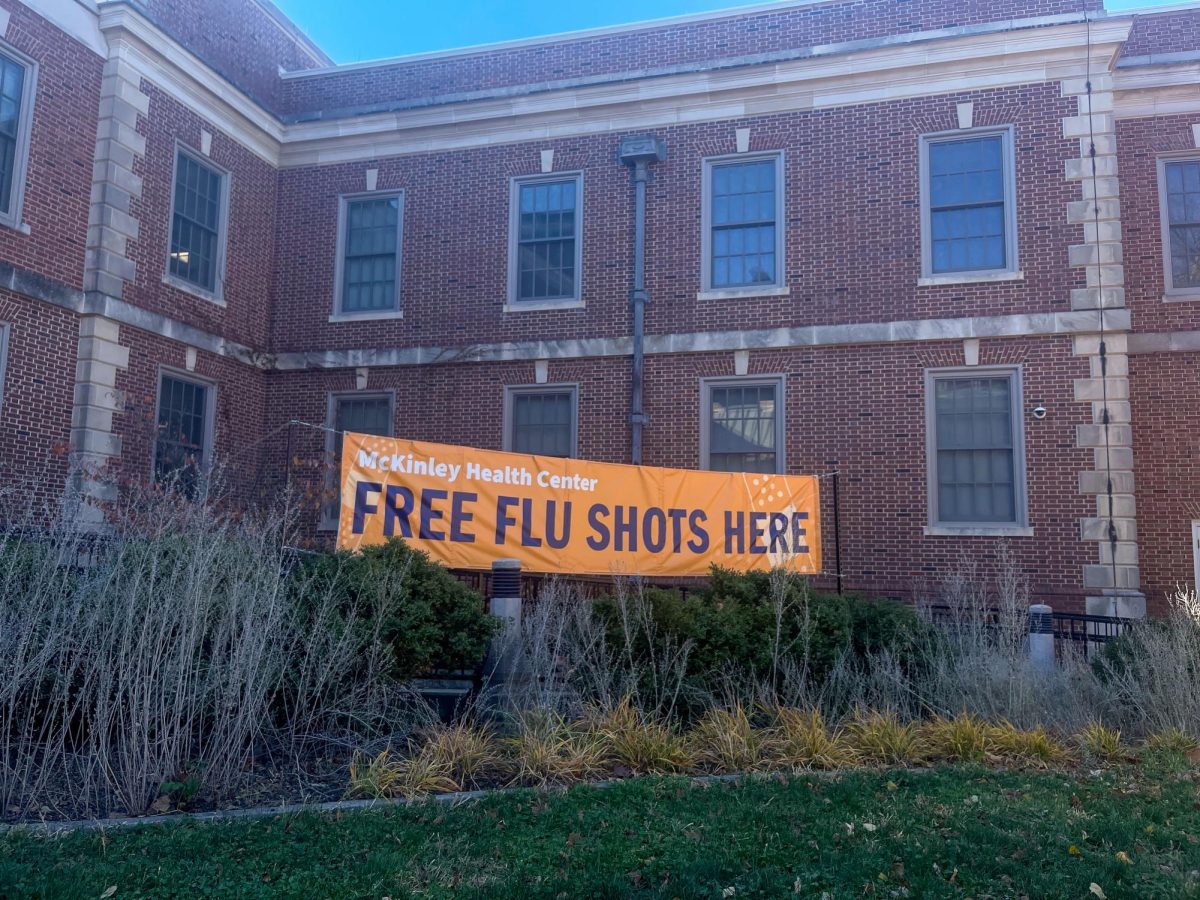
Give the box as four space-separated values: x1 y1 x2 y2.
1031 405 1047 420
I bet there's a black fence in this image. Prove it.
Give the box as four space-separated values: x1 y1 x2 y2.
923 604 1136 653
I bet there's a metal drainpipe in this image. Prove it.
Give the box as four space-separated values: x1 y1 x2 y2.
618 136 665 465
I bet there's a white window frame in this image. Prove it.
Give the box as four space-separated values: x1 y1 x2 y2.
163 142 230 306
0 43 36 232
320 390 396 531
700 152 787 299
506 171 585 311
919 126 1020 283
152 367 217 482
1156 154 1200 300
502 384 579 457
699 375 787 474
923 365 1031 535
331 189 405 321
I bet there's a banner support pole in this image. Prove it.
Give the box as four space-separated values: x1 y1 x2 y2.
832 471 843 595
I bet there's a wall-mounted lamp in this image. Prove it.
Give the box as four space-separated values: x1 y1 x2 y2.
1031 405 1047 420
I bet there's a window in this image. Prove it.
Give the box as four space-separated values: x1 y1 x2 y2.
509 174 582 304
0 48 34 228
925 368 1027 528
154 372 214 496
322 393 394 528
1158 158 1200 295
504 386 577 457
702 154 784 292
920 128 1017 277
167 147 227 298
335 193 403 316
701 377 784 474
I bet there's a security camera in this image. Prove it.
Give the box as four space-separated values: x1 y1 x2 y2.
1031 405 1047 420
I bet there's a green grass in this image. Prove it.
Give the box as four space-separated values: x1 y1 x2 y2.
3 767 1199 898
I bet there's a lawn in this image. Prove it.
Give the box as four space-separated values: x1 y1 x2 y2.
3 767 1199 899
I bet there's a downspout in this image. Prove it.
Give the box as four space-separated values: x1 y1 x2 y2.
618 135 665 465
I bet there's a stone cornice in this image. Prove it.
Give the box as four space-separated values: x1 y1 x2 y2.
1113 60 1200 119
92 2 1132 170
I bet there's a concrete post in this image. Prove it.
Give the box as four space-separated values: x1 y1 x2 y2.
1028 603 1055 674
484 558 522 688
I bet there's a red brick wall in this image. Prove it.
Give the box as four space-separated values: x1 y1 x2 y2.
280 0 1099 117
129 83 278 350
0 0 101 290
0 290 77 504
1129 351 1200 612
1117 113 1200 334
140 0 326 113
265 333 1094 605
272 83 1082 354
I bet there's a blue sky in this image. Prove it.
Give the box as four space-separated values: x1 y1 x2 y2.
277 0 1176 64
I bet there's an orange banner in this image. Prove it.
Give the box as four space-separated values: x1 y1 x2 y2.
337 434 821 577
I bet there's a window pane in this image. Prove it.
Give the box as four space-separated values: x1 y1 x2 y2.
710 159 778 288
169 152 223 292
342 197 401 312
708 383 778 473
333 397 391 464
1166 161 1200 289
0 53 25 215
933 375 1017 523
155 375 209 496
927 135 1008 274
516 179 578 301
511 392 574 457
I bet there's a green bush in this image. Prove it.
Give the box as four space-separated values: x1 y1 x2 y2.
593 567 929 701
292 539 500 679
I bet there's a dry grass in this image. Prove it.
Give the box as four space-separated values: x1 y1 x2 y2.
986 721 1068 767
922 713 991 763
846 710 926 765
765 707 858 770
420 723 504 789
688 705 763 774
1077 722 1125 763
1143 727 1199 758
586 697 695 775
505 711 606 786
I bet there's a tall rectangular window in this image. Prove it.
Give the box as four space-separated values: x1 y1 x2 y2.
702 378 784 474
0 48 33 227
921 129 1017 276
168 148 226 297
1159 158 1200 295
155 373 214 495
703 155 783 291
336 193 403 315
323 393 394 529
504 387 577 457
510 175 582 304
927 369 1026 527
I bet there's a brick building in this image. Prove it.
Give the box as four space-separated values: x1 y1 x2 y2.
5 0 1200 614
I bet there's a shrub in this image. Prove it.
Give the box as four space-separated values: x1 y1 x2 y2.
506 711 606 786
591 567 929 713
291 538 500 680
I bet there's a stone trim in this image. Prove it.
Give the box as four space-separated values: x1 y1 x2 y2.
0 259 1136 373
1062 74 1142 603
70 316 130 525
84 56 148 300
